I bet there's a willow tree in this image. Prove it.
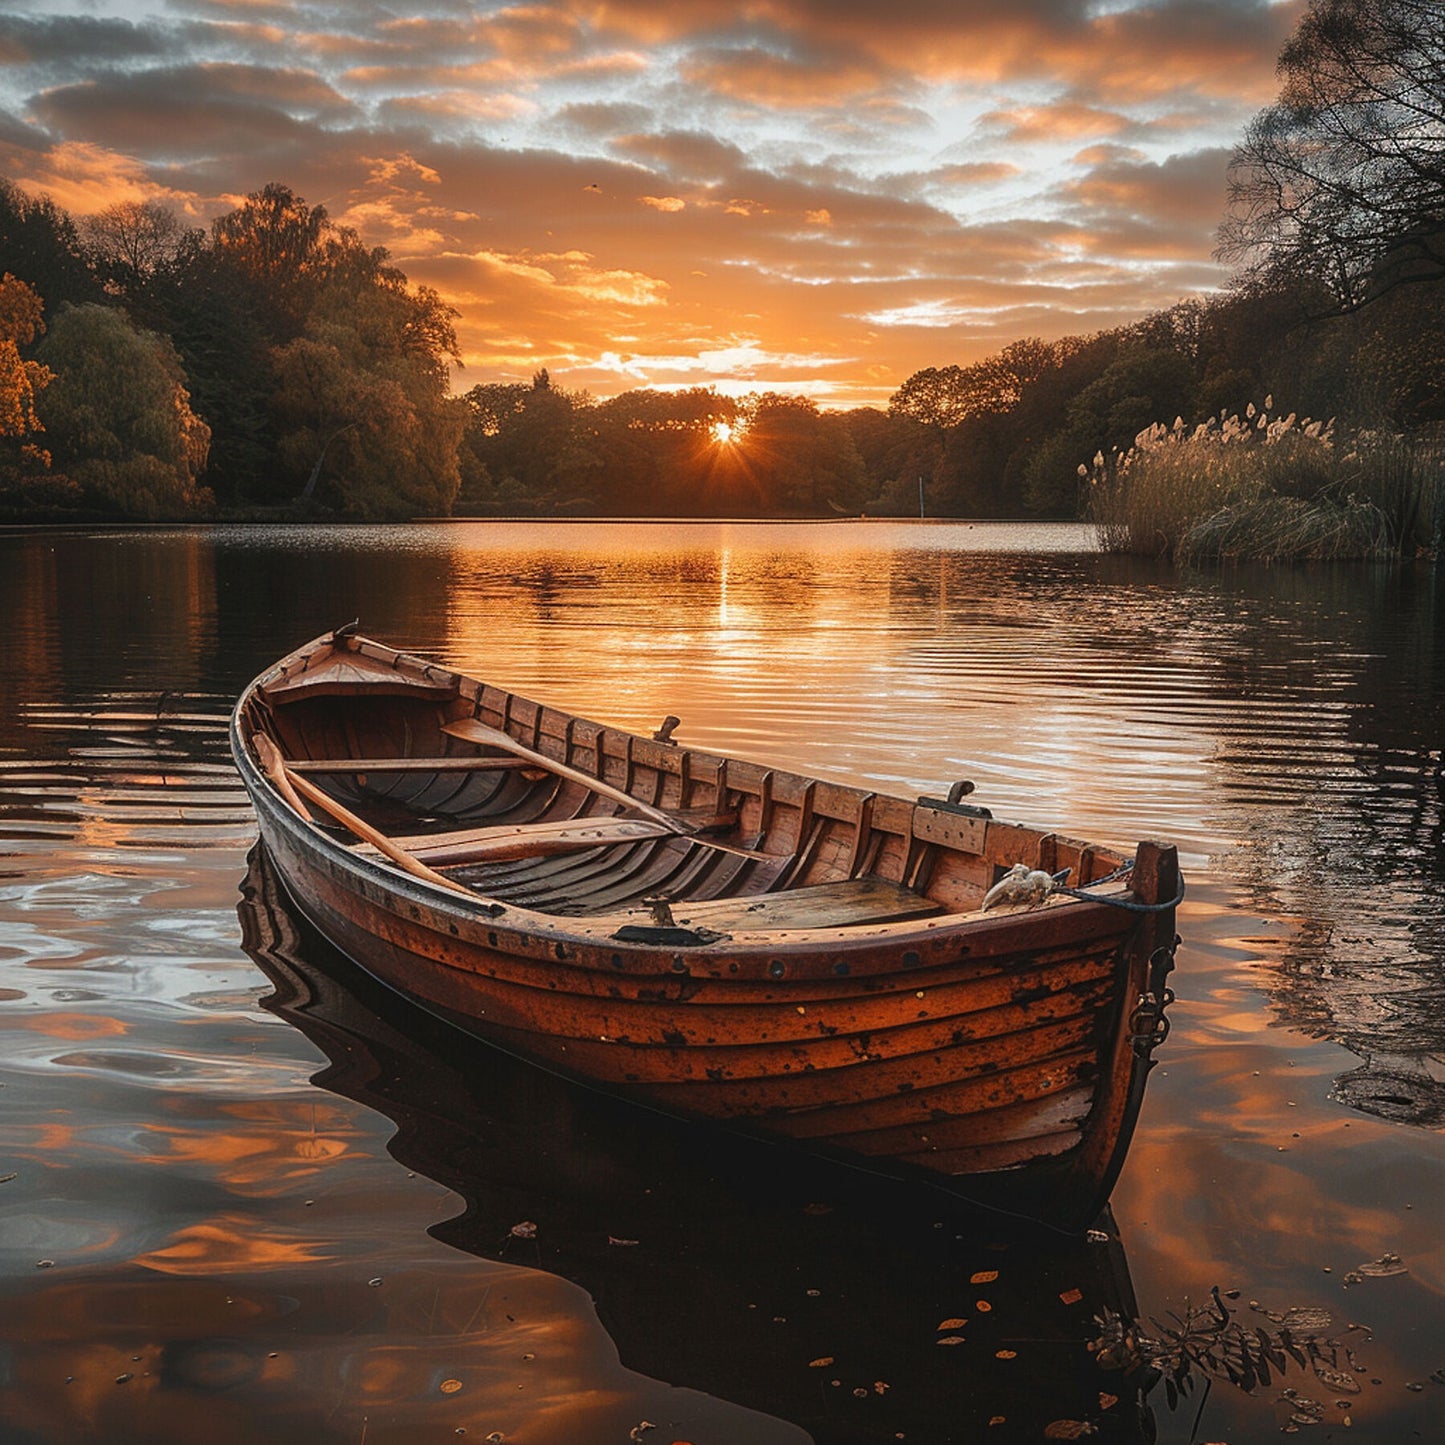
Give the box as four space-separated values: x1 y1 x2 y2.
271 229 464 517
1219 0 1445 309
36 304 212 517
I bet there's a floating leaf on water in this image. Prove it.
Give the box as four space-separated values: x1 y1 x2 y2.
873 1381 889 1394
510 1221 538 1240
988 1417 1006 1427
440 1379 463 1395
937 1318 968 1331
1059 1288 1084 1306
1428 1367 1445 1386
808 1358 834 1369
608 1237 639 1247
1354 1253 1406 1278
1313 1366 1360 1394
1098 1393 1118 1410
936 1336 966 1347
1043 1421 1095 1439
995 1349 1017 1360
975 1300 992 1312
970 1270 999 1285
1279 1307 1333 1332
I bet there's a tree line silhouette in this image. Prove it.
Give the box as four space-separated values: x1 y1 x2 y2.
1 0 1440 522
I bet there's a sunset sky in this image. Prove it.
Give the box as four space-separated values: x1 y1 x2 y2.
0 1 1301 408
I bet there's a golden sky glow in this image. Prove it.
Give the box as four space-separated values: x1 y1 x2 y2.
0 1 1302 406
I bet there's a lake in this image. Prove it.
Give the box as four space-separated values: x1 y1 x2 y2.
1 520 1441 1444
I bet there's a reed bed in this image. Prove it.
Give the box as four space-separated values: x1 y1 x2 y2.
1087 405 1444 562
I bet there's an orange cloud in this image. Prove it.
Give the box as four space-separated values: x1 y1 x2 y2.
0 0 1286 406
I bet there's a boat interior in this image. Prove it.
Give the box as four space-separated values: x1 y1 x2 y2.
241 638 1129 934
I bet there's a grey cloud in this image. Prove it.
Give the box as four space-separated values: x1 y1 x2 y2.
29 64 362 157
0 16 166 68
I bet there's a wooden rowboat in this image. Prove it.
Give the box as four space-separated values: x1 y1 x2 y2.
230 626 1180 1233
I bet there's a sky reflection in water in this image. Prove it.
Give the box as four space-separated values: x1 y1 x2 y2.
0 521 1441 1443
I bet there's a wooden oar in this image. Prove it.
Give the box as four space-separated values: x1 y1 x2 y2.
442 717 692 831
251 733 475 898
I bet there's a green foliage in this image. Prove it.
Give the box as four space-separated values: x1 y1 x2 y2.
588 387 739 515
268 231 464 518
35 303 211 518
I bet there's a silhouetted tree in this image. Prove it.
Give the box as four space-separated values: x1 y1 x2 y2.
1219 0 1445 310
0 179 101 318
82 199 200 305
210 182 330 342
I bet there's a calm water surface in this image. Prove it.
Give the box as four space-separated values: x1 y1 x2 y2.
1 521 1442 1444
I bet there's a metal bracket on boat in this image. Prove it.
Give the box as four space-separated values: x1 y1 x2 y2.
918 780 993 820
1129 938 1179 1060
653 715 682 744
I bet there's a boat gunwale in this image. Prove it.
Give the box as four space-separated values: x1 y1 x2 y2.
231 630 1143 958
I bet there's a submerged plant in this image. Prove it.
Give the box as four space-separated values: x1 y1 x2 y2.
1092 1286 1364 1435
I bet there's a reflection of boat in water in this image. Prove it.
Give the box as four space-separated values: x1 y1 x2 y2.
231 628 1181 1233
239 841 1155 1444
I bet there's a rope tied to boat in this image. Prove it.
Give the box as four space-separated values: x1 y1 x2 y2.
981 859 1186 913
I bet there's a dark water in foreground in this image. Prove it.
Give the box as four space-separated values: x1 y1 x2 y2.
1 520 1442 1444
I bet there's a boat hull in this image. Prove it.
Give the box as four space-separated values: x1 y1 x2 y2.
232 631 1179 1232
